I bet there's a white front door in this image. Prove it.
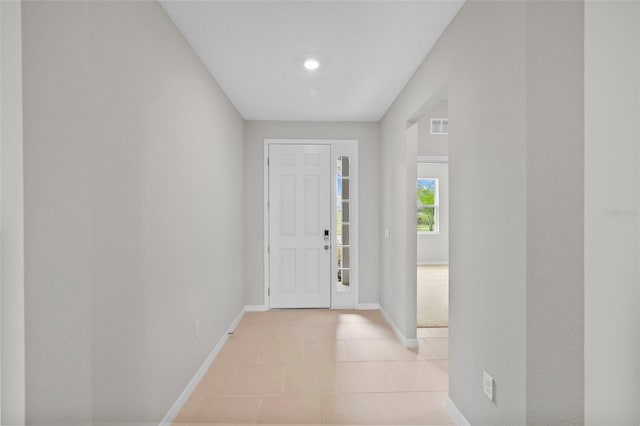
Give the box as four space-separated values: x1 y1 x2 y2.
268 144 331 308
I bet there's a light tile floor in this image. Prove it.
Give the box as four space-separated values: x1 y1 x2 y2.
174 310 452 425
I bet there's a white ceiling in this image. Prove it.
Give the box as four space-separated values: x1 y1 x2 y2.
160 1 463 122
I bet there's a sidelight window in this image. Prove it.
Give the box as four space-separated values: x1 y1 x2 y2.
336 156 350 292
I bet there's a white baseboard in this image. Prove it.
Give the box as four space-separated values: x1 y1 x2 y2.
446 397 471 426
160 308 245 426
244 304 268 312
379 305 419 349
417 261 449 266
245 304 381 311
355 303 380 310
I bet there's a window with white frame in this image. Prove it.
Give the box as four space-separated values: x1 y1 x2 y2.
417 178 439 234
336 156 350 291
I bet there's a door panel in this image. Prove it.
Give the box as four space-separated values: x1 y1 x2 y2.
269 144 331 308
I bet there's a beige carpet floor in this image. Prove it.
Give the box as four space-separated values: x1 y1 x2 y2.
417 264 449 328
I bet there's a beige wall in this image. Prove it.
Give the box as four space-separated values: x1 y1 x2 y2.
380 2 527 422
380 1 586 423
585 2 640 424
1 0 26 424
243 121 380 306
525 2 584 423
22 1 245 423
22 1 93 422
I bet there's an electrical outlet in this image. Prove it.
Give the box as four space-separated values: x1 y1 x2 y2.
194 320 200 338
384 228 391 239
483 371 494 401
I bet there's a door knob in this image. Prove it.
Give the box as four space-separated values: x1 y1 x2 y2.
324 245 329 250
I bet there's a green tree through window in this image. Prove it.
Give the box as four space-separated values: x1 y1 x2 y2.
417 179 438 233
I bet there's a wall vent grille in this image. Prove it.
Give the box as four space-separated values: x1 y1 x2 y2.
430 118 448 135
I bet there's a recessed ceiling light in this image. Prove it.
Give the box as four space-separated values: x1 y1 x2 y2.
303 58 320 71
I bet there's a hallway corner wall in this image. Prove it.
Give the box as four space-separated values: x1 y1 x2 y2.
381 1 597 423
1 0 26 424
22 1 245 423
379 0 588 423
379 2 528 423
584 2 640 424
525 2 585 423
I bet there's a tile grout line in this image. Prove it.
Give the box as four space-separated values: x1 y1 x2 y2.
187 397 202 424
380 359 397 394
343 338 352 361
377 391 392 426
280 363 288 396
221 363 240 396
253 395 264 425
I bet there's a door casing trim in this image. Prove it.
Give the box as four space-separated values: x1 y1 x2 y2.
263 138 358 309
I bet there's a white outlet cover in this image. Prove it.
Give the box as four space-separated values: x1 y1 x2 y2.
483 371 494 401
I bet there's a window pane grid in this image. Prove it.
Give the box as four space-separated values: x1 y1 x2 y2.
337 156 351 292
417 178 439 233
